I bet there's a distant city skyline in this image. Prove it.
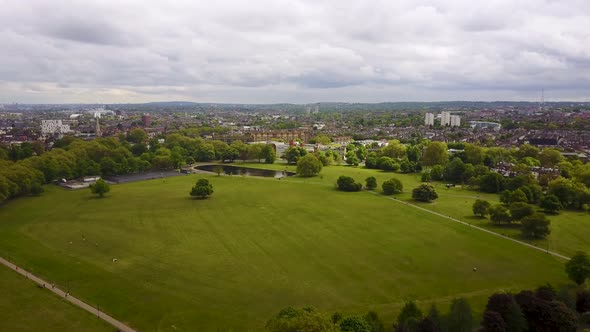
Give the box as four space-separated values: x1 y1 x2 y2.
1 0 590 104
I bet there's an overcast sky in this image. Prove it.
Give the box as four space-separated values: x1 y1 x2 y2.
1 0 589 104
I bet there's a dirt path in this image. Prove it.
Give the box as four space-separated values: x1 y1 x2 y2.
0 256 137 332
368 191 571 261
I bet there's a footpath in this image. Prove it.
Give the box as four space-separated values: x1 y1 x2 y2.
0 256 137 332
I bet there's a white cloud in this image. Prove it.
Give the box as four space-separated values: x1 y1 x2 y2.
0 0 589 103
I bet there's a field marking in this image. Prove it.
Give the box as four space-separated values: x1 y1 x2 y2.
367 191 571 261
0 256 136 332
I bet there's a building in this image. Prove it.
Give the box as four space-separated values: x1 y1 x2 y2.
424 113 434 126
141 114 152 127
450 115 461 127
41 120 71 136
441 112 451 126
470 121 501 131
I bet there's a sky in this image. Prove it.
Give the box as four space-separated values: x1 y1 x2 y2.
1 0 589 104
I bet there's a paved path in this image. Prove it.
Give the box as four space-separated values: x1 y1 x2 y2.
0 256 137 332
368 191 571 261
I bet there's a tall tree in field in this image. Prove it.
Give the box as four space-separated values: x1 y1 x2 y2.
520 213 550 239
90 178 110 198
473 199 491 218
297 154 322 177
565 251 590 285
422 142 448 166
190 179 214 199
412 184 438 202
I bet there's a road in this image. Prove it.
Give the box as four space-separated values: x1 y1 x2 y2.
0 256 137 332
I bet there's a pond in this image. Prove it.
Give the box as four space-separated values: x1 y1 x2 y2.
195 164 295 178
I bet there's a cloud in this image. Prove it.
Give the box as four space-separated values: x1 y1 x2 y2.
0 0 589 103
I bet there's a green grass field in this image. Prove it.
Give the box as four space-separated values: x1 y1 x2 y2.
0 264 111 331
0 164 580 331
241 162 590 257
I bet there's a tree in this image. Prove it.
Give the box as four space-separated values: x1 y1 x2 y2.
190 178 213 199
364 311 385 332
481 311 507 332
282 146 307 164
339 316 371 332
381 140 406 159
430 165 444 181
395 301 423 331
509 202 535 221
421 172 431 183
346 151 360 166
479 172 505 193
576 290 590 313
520 213 550 239
261 144 276 164
337 176 363 192
297 154 323 177
365 176 377 190
266 306 338 332
90 178 110 198
541 194 561 214
464 143 484 165
447 298 473 332
127 128 148 143
473 199 491 218
489 204 512 224
539 148 563 168
485 293 527 332
444 157 467 183
422 142 448 166
382 178 403 195
565 251 590 285
412 184 438 202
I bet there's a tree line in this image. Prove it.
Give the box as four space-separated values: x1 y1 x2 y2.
0 129 276 204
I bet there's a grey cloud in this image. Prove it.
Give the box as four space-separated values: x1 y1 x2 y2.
0 0 589 103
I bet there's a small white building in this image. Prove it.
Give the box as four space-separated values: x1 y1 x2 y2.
441 111 451 126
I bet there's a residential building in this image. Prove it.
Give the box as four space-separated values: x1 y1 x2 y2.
424 113 434 126
441 111 451 126
450 115 461 127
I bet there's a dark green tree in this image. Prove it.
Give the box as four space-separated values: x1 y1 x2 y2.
382 178 403 195
190 178 213 199
565 251 590 285
412 184 438 202
509 202 535 221
266 306 338 332
473 199 491 218
90 178 110 198
365 176 377 190
541 194 561 214
339 316 371 332
395 301 423 331
337 176 362 192
446 298 473 332
521 213 550 239
481 311 507 332
489 204 512 224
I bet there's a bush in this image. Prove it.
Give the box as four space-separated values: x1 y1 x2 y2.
412 184 438 202
382 178 403 195
337 176 362 192
365 176 377 190
90 178 110 198
421 172 431 182
576 290 590 313
566 252 590 285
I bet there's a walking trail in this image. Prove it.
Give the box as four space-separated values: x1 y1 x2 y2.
0 256 137 332
368 191 571 261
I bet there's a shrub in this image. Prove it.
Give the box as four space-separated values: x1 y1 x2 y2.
365 176 377 190
382 178 403 195
337 176 362 192
412 184 438 202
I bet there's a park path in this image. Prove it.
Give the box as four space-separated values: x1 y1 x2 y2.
0 256 137 332
368 191 572 261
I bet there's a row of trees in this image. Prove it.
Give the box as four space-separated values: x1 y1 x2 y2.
266 283 589 332
0 133 277 204
335 175 439 202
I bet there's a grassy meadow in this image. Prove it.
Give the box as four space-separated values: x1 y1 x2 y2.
0 264 111 331
0 163 583 331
